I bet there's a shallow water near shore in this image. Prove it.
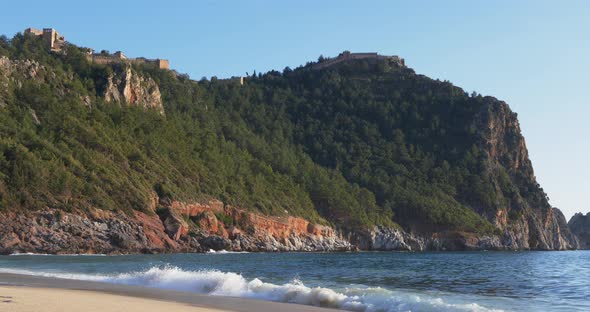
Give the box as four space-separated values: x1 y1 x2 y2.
0 251 588 312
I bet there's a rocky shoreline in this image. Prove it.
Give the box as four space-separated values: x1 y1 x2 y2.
0 195 581 255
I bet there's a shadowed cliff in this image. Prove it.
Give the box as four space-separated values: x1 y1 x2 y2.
569 213 590 249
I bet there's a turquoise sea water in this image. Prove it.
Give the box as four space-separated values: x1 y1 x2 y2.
0 251 588 312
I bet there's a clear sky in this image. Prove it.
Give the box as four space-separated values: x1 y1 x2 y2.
2 0 588 219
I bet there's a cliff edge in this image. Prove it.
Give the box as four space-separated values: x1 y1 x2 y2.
474 100 577 250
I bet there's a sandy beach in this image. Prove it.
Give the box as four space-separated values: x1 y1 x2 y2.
0 286 222 312
0 273 337 312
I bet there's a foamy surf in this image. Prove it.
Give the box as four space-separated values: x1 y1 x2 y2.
0 266 504 312
206 249 250 254
9 253 107 256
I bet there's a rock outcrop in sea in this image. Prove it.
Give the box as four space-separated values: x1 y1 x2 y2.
568 213 590 249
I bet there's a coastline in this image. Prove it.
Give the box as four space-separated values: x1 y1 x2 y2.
0 205 578 256
0 273 336 312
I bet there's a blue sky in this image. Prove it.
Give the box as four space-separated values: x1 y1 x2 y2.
2 0 588 219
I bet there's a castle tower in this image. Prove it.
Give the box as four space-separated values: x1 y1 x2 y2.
42 28 65 52
155 59 170 70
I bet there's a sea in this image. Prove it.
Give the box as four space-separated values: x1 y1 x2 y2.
0 251 588 312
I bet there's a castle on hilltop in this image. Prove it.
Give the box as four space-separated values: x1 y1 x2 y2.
24 27 170 70
25 27 65 52
312 51 405 70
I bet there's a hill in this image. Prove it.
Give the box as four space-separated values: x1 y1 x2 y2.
0 31 577 253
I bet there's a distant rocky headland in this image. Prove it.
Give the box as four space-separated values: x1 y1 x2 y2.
0 27 586 254
568 213 590 249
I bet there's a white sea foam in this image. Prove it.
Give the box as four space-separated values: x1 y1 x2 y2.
0 266 504 312
206 249 249 254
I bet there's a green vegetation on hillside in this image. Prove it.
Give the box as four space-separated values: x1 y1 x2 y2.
0 32 549 234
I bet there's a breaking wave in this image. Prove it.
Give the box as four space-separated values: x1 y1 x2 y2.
0 266 503 312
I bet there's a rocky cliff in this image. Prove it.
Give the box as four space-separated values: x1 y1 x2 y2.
103 66 164 115
339 100 578 252
0 55 163 115
0 190 578 254
0 195 352 255
568 213 590 249
0 56 44 85
0 56 52 109
471 100 578 250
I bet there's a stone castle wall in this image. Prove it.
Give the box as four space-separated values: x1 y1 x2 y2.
87 55 170 69
313 51 405 70
24 28 43 36
130 58 170 70
88 55 121 65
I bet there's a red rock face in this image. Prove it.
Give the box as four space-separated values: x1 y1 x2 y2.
133 211 177 249
162 198 336 242
245 210 334 239
197 211 227 237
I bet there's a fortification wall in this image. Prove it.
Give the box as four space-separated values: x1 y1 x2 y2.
24 28 43 36
88 55 121 65
347 52 379 59
313 51 405 70
87 55 170 70
127 58 170 70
